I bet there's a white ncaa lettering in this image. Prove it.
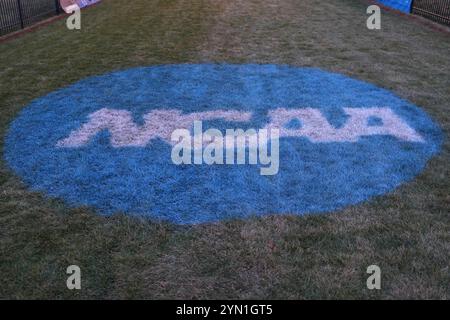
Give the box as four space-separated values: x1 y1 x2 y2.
56 108 252 147
265 107 424 142
56 107 424 148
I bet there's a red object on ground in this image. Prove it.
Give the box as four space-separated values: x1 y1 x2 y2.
60 0 77 13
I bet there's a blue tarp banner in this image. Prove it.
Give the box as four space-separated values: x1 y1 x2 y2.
376 0 413 13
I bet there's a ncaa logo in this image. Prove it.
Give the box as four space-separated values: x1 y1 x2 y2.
4 64 442 224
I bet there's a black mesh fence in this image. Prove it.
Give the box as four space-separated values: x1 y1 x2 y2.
0 0 61 36
412 0 450 26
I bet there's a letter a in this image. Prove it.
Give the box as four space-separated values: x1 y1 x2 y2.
367 5 381 30
66 5 81 30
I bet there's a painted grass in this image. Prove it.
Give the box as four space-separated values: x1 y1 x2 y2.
0 0 449 299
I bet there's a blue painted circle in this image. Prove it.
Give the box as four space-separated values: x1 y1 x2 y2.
4 64 442 224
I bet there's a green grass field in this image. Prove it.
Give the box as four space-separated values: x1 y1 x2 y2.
0 0 449 299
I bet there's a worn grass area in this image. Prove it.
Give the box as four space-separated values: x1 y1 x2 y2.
0 0 449 299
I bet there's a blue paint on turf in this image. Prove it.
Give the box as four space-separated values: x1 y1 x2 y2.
285 118 302 130
368 116 384 127
4 64 442 224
